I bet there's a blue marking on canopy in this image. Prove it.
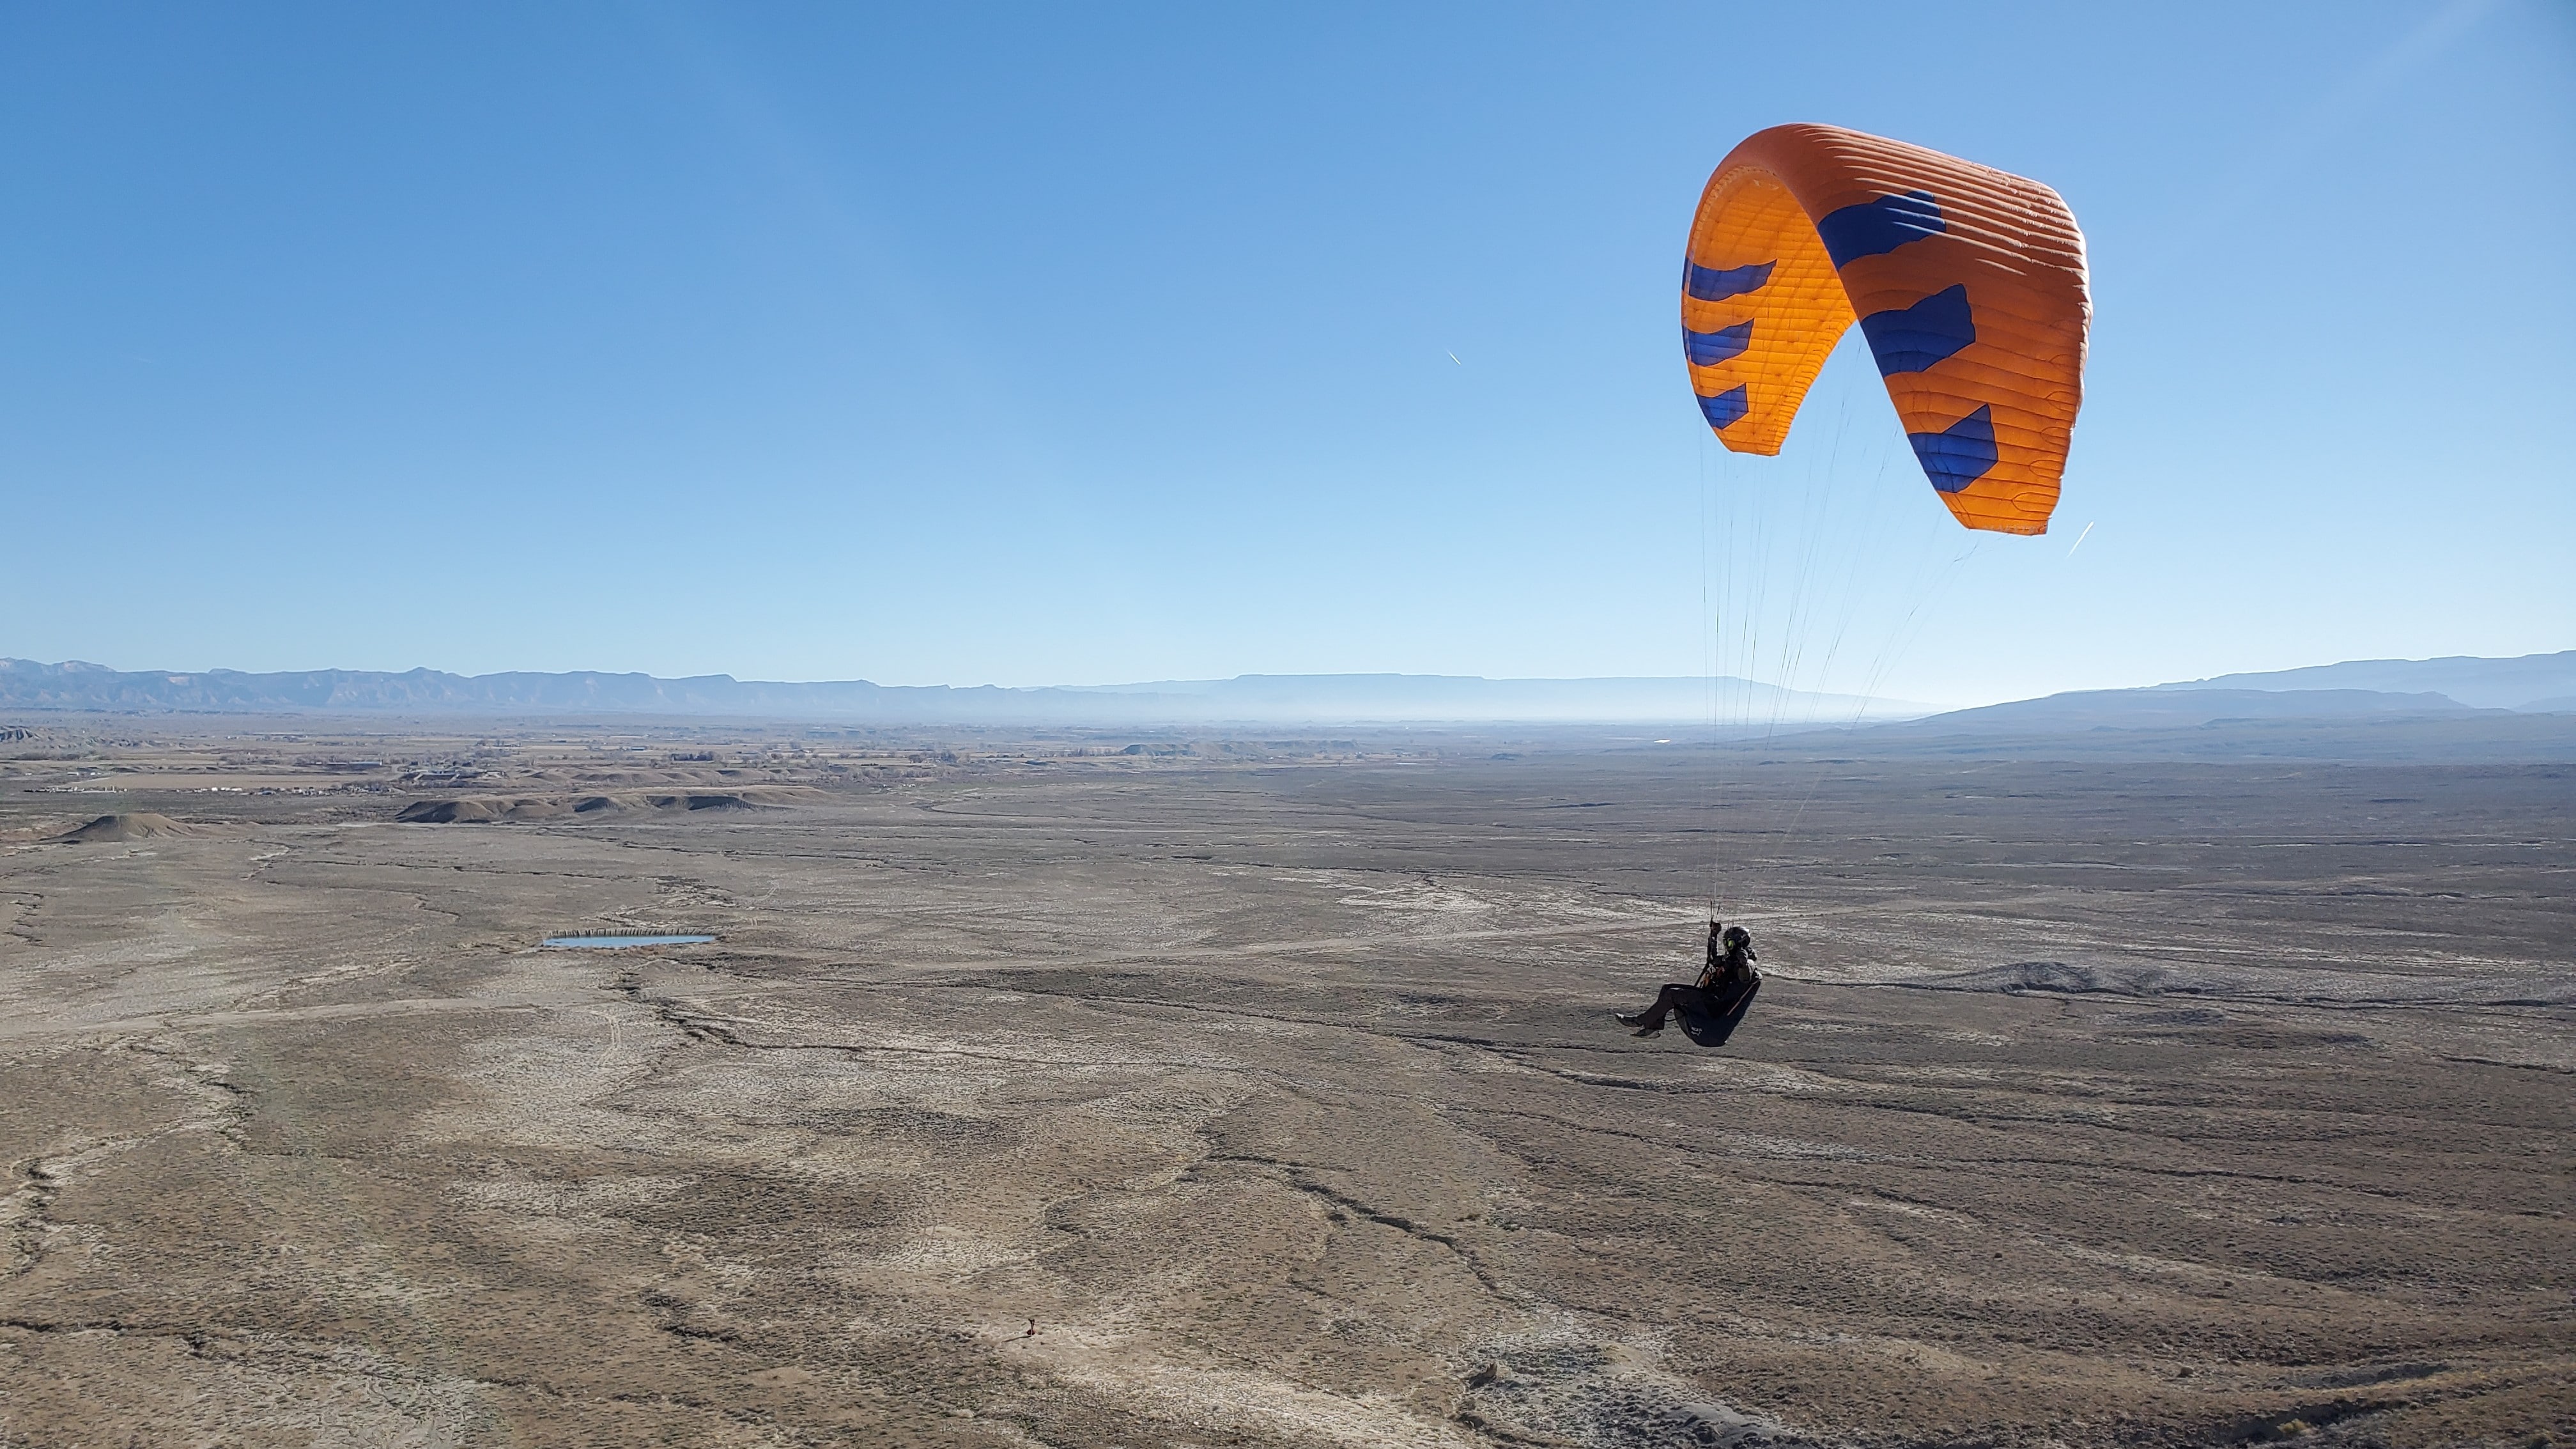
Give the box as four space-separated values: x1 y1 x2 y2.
1685 320 1754 368
1907 405 1997 493
1858 284 1975 375
1697 385 1750 431
1685 260 1775 302
1816 190 1945 267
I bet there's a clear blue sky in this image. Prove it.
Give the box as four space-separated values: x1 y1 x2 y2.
5 2 2569 704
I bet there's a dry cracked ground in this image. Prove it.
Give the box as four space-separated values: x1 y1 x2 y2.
0 720 2569 1448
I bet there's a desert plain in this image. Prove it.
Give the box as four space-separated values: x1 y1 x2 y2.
0 717 2569 1448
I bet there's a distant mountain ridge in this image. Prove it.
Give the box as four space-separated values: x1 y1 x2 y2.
1893 687 2493 735
2150 651 2576 711
1876 649 2575 745
0 658 1918 725
6 651 2568 729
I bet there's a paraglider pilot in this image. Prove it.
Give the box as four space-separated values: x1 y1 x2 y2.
1618 922 1757 1036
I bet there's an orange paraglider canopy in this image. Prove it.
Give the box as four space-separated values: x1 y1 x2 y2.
1682 124 2089 535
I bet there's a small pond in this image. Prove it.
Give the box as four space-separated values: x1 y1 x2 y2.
543 933 714 949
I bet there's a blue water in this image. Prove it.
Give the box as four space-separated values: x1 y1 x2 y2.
543 933 714 949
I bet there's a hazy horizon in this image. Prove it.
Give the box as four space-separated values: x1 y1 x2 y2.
9 646 2573 722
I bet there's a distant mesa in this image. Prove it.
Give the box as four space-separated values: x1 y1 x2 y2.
2152 651 2576 711
7 649 2571 730
51 812 201 844
1898 687 2490 736
0 656 1924 725
397 791 785 824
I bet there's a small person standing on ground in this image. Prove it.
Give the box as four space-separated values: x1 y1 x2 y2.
1617 922 1757 1036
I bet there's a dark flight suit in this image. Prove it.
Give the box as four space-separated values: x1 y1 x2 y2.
1628 926 1756 1031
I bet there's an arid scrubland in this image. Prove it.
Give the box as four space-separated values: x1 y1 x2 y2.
3 718 2569 1447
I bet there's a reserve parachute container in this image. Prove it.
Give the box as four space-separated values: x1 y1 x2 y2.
1682 124 2090 535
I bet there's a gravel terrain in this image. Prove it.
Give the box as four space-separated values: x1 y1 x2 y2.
3 718 2568 1447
